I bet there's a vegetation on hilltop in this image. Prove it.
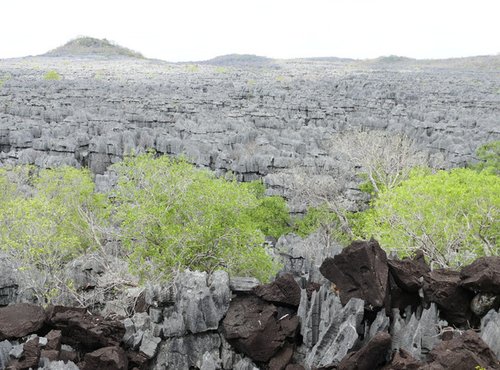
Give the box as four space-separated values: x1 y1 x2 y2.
44 36 144 58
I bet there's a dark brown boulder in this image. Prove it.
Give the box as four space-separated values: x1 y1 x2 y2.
0 304 46 340
253 273 301 307
7 337 41 370
381 349 422 370
388 252 430 293
222 295 298 363
460 256 500 294
319 239 389 309
269 344 294 370
337 331 392 370
46 306 125 350
81 346 128 370
388 274 421 311
423 269 474 326
423 330 500 369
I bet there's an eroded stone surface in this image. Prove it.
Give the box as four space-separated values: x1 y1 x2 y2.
0 304 46 340
460 256 500 294
320 239 389 310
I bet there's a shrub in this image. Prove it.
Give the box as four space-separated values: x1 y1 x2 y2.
111 153 283 282
0 166 108 303
356 168 499 267
471 140 500 175
44 70 61 80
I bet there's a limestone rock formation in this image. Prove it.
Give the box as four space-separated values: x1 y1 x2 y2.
390 303 445 360
1 54 498 214
481 309 500 360
145 270 231 338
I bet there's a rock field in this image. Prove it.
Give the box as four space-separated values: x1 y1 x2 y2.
1 54 499 204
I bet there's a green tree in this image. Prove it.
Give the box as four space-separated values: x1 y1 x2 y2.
472 141 500 175
0 166 108 303
111 153 283 282
357 168 499 267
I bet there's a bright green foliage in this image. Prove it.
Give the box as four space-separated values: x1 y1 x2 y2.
472 141 500 175
44 70 61 80
241 180 291 238
294 204 338 237
357 168 499 267
0 166 108 302
0 74 11 88
111 153 282 282
293 203 350 245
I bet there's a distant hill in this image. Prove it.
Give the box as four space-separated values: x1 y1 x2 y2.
43 37 144 58
200 54 273 67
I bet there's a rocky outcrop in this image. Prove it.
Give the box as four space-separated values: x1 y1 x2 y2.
0 255 18 307
222 295 298 363
319 239 389 310
337 331 392 370
423 269 474 326
81 346 128 370
460 256 500 294
1 56 498 213
424 330 500 369
481 309 500 360
144 270 231 338
253 273 301 307
0 241 499 369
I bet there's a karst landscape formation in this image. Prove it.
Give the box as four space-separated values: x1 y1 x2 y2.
0 37 499 370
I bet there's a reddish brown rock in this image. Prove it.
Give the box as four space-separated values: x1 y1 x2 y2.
59 348 78 363
222 296 298 363
460 256 500 294
7 337 40 370
269 344 294 370
337 331 392 370
254 273 301 307
422 330 500 370
388 252 430 292
381 349 422 370
81 346 128 370
45 329 62 351
0 304 46 340
423 269 474 326
319 239 389 309
285 365 305 370
40 349 59 361
127 350 149 370
47 306 125 350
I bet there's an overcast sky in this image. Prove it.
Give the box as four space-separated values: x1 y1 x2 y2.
1 0 499 61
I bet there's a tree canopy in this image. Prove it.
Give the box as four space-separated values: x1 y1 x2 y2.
356 168 499 267
111 153 287 281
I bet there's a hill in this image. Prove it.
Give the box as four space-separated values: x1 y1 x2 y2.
43 36 144 58
200 54 272 67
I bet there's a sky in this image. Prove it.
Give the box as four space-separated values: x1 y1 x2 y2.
1 0 499 61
